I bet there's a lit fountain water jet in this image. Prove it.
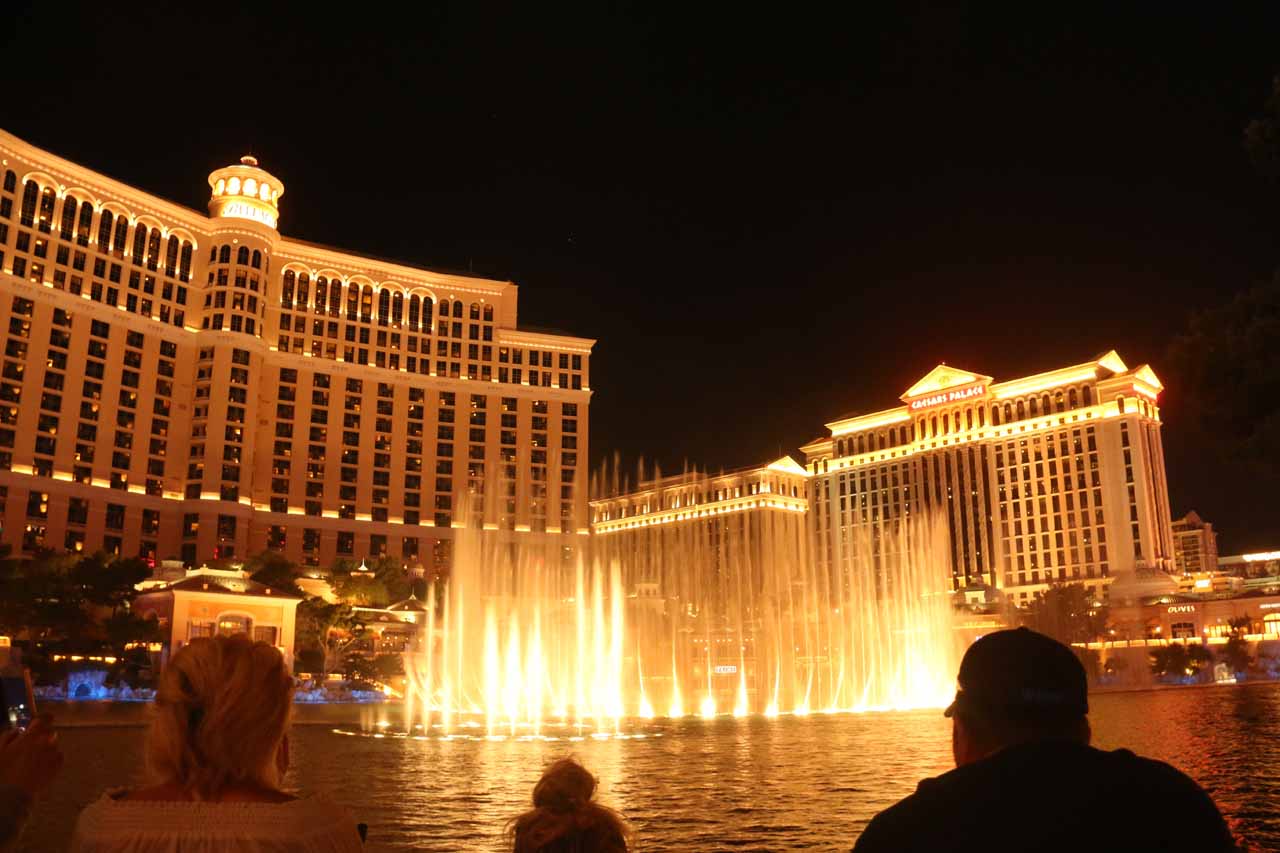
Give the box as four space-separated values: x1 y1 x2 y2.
403 461 959 733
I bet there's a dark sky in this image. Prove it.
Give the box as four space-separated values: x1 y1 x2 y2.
5 4 1279 551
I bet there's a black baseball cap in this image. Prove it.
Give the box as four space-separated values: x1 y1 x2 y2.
944 627 1088 721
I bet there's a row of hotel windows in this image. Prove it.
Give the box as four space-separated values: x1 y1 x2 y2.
833 384 1104 458
1 298 176 494
2 175 193 328
593 477 805 522
265 369 579 532
995 428 1110 587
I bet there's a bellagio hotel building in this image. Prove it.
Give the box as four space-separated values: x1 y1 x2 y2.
801 353 1174 605
0 130 593 570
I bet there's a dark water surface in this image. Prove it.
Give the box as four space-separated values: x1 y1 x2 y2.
24 684 1280 851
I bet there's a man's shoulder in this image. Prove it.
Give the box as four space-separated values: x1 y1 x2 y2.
852 765 975 850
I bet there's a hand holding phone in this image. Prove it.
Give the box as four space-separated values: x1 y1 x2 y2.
0 715 63 799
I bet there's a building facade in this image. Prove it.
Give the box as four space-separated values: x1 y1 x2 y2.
132 565 302 668
801 352 1175 606
0 131 593 571
1171 510 1218 575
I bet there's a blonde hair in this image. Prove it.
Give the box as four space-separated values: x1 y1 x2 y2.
508 757 630 852
147 634 294 799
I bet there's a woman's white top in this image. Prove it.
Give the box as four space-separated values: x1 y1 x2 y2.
71 793 364 853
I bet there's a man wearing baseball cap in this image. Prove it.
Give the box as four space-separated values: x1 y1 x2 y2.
852 628 1237 852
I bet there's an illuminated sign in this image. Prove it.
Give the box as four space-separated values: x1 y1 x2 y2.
1242 551 1280 562
712 665 738 675
1167 605 1197 614
1260 603 1280 610
215 199 277 229
908 384 987 411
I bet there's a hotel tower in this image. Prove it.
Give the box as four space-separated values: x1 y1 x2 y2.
0 131 593 570
801 353 1174 605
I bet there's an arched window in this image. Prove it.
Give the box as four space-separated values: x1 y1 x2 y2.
452 300 463 318
422 298 433 330
930 416 938 437
991 405 1000 425
1055 391 1065 412
965 409 973 430
469 302 480 320
392 291 404 325
1068 388 1079 409
236 246 249 265
1116 395 1126 414
2 170 14 193
209 244 218 262
1016 400 1026 420
19 181 38 227
219 244 231 264
1082 385 1093 406
132 223 147 265
1041 393 1052 415
377 289 391 325
60 196 78 240
281 270 295 307
856 435 865 454
179 242 193 282
146 228 161 271
360 286 373 321
165 235 179 277
38 186 55 232
483 305 494 322
314 277 328 314
1003 403 1012 423
942 413 950 434
296 274 310 308
346 283 359 318
113 216 129 258
1028 397 1038 417
978 406 985 428
97 209 113 252
251 250 262 269
409 295 420 330
76 201 93 246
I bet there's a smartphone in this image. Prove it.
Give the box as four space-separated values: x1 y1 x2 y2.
0 669 36 731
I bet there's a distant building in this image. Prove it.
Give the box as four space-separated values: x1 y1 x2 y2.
1220 550 1280 579
1171 510 1218 575
801 352 1176 607
133 565 301 668
352 595 429 656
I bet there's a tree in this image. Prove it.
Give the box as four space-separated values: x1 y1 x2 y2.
1219 615 1253 676
1245 74 1280 179
71 554 150 616
1024 583 1109 646
295 598 366 676
1149 643 1212 682
245 551 304 596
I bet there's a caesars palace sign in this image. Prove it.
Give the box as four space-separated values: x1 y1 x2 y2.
908 384 987 411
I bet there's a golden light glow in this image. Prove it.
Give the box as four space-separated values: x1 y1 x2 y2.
993 367 1098 399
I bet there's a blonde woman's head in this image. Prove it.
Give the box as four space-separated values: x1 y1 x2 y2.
148 634 294 798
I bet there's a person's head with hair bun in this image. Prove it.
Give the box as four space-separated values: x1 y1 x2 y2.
509 757 630 852
147 633 294 800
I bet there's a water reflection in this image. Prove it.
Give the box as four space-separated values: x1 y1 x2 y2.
25 685 1280 851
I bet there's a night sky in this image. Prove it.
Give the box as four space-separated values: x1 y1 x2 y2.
4 4 1279 550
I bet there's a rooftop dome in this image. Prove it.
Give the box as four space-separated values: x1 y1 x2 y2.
207 154 284 229
1108 565 1178 606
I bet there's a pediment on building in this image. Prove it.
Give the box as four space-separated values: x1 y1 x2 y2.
765 456 809 476
901 364 993 401
1094 350 1129 375
1131 364 1163 391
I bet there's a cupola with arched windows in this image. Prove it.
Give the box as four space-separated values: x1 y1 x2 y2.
207 155 283 229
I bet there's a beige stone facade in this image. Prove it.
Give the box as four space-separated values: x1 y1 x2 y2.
1171 510 1218 576
0 130 593 571
801 353 1175 606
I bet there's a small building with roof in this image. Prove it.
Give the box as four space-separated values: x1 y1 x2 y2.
133 565 302 669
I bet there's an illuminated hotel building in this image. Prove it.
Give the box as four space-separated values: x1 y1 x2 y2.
0 130 593 569
801 353 1175 605
1170 510 1218 576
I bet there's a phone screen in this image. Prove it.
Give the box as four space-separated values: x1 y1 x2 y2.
0 672 35 730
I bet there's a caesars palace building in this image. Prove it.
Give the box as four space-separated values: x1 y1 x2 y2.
0 131 593 570
801 355 1175 605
